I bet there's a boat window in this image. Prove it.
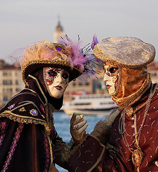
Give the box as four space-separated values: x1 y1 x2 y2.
100 102 114 105
74 103 91 105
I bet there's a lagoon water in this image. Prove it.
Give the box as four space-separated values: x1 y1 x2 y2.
53 111 109 172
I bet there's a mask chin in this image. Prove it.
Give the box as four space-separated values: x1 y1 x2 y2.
47 88 63 99
108 85 116 95
105 75 119 95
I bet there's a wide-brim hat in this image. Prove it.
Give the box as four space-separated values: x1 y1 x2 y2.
93 37 156 68
20 39 94 83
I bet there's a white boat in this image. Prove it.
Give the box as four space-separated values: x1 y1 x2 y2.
62 94 118 116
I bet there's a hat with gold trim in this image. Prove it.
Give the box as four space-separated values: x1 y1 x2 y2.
15 35 96 83
93 37 156 68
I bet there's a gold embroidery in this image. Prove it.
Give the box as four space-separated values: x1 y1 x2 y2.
125 106 133 117
19 107 26 112
41 115 45 119
22 60 80 83
18 101 41 114
44 123 51 136
0 111 46 125
93 37 155 68
28 75 48 106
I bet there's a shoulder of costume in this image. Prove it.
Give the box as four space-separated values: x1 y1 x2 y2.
0 88 46 125
133 83 158 113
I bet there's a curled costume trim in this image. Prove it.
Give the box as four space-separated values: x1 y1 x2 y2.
0 111 46 125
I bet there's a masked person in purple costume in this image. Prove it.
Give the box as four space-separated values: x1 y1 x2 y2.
0 36 96 172
69 37 158 172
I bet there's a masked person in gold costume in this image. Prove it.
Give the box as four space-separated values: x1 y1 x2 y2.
0 36 96 172
69 37 158 172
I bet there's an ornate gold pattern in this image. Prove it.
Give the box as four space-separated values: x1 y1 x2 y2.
112 74 151 111
0 111 46 125
18 101 41 114
23 88 46 106
124 106 133 117
132 149 143 167
93 37 155 68
27 75 48 106
19 107 26 112
22 59 81 83
44 123 51 136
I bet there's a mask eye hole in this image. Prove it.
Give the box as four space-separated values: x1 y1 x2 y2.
48 70 57 77
62 73 69 79
109 67 118 73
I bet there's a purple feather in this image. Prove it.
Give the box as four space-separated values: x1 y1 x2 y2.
58 38 67 45
91 34 99 50
59 34 98 81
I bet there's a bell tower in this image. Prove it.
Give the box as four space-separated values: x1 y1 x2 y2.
53 16 65 43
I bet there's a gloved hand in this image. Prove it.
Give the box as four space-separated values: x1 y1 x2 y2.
70 113 88 145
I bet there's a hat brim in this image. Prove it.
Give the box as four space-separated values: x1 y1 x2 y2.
22 60 81 83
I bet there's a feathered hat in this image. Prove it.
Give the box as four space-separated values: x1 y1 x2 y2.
17 35 96 83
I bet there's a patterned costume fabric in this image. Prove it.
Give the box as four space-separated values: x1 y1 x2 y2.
0 76 71 172
67 84 158 172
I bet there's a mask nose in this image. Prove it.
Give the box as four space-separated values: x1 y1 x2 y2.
56 74 63 84
104 73 110 82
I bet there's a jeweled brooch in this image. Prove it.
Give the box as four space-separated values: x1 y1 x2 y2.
30 109 38 116
8 104 15 110
132 149 143 167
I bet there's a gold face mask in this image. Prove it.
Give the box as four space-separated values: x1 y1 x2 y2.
109 66 151 110
103 64 119 95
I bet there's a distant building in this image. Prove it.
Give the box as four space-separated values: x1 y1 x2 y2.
64 66 106 95
53 20 65 43
0 60 24 107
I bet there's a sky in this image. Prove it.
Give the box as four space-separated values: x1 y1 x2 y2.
1 0 158 63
